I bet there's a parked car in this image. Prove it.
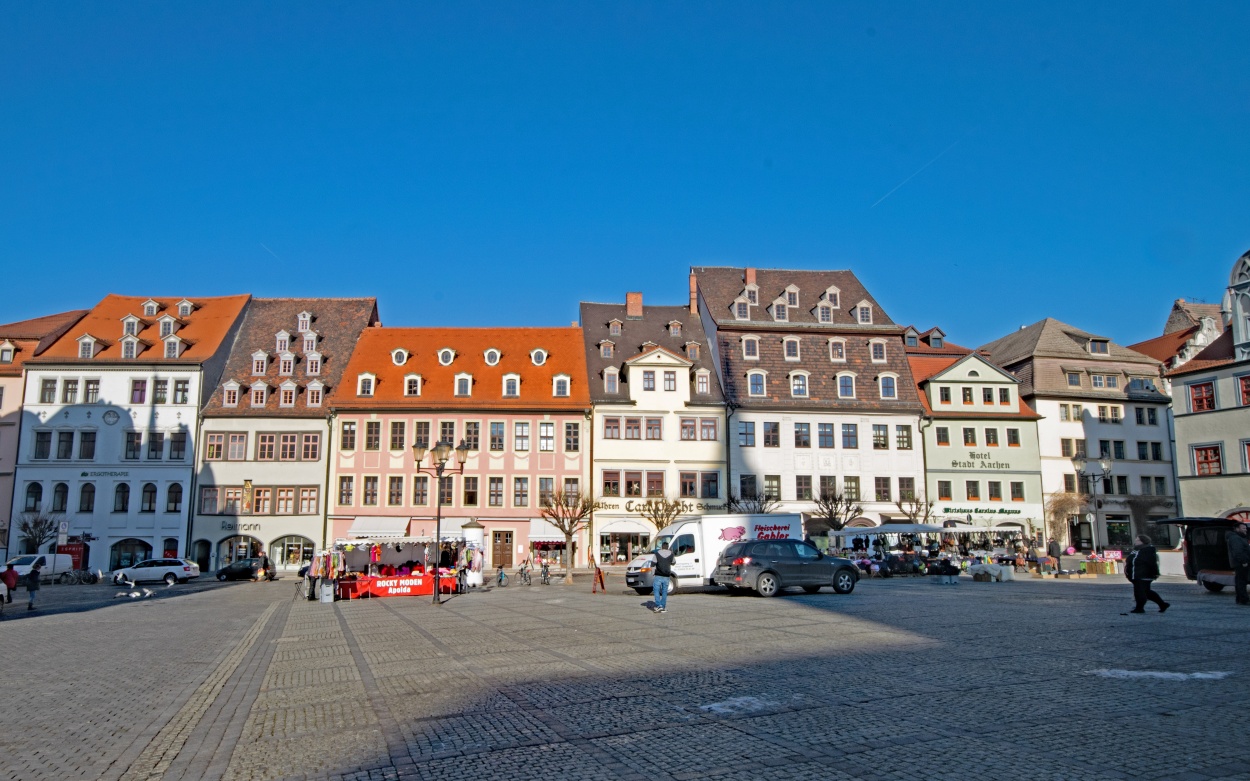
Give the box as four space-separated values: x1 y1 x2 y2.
113 558 200 586
1156 517 1243 592
216 558 264 581
714 539 859 597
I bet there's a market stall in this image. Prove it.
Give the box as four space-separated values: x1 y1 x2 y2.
305 535 484 600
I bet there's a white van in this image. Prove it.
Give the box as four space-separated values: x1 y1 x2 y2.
5 553 75 583
625 514 803 594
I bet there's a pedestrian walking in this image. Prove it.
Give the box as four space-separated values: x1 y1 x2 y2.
0 563 18 605
25 562 42 611
1047 538 1063 573
651 541 675 613
1226 523 1250 605
1124 535 1169 614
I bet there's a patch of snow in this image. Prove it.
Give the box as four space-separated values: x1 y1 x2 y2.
1088 669 1230 681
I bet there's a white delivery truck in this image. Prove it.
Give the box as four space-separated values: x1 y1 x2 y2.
624 513 802 595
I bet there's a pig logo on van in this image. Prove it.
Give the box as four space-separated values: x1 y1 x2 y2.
718 526 747 542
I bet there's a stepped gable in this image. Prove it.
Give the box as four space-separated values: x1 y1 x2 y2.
580 299 725 405
333 326 590 409
202 297 379 417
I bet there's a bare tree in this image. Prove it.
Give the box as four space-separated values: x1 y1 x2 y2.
539 490 597 584
16 512 60 554
1044 492 1086 547
895 493 937 524
637 498 686 537
808 490 863 536
726 492 781 515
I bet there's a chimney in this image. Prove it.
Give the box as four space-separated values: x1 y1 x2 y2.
688 272 698 315
745 267 756 285
626 291 643 319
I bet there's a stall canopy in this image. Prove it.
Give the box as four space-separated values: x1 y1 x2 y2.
941 524 1028 534
346 516 410 539
831 523 946 536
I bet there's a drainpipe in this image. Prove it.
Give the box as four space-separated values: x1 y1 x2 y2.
185 411 203 560
323 410 336 552
724 402 736 510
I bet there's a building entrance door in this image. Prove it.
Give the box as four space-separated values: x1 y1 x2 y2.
492 531 513 568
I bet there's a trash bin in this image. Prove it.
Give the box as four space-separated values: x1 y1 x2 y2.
320 581 335 603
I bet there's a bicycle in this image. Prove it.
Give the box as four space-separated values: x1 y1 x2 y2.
75 569 101 585
517 563 532 586
496 565 508 587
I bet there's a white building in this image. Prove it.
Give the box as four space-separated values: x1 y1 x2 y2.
9 295 249 570
581 295 727 564
188 298 379 573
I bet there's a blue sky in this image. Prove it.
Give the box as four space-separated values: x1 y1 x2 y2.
3 2 1249 348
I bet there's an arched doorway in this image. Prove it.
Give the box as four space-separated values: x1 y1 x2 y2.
192 539 211 573
218 535 262 567
270 535 315 569
110 538 152 570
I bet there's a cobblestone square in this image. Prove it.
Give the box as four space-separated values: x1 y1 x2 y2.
2 574 1248 781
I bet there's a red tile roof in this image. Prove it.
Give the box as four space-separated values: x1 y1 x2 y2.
332 327 590 410
907 354 1041 419
1129 327 1196 364
1165 329 1237 377
35 294 250 364
0 309 88 376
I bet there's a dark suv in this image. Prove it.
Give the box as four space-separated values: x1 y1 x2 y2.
714 539 858 597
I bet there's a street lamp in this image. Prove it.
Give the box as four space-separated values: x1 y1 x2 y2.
411 438 470 604
1071 454 1113 553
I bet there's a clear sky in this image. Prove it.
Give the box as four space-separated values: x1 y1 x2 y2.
3 2 1249 348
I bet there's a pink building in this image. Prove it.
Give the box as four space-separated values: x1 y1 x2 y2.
329 327 591 569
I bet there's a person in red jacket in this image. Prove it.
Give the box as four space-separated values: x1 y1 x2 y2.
0 563 19 609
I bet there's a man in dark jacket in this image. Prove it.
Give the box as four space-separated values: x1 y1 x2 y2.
25 562 42 611
1047 538 1063 573
651 541 675 613
1226 523 1250 605
1125 535 1168 614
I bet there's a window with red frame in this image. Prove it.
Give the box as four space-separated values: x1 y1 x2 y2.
1241 376 1250 406
1190 382 1215 412
1194 445 1222 476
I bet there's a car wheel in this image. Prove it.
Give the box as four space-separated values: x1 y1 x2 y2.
756 572 781 597
802 585 821 594
217 572 228 581
832 568 857 594
668 576 678 595
1201 581 1225 593
113 574 125 585
164 573 178 586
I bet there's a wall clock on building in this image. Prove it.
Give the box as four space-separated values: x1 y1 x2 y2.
102 410 120 425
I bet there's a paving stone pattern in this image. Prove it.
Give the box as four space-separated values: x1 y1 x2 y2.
2 575 1249 781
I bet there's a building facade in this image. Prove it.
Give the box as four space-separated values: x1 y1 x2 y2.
329 327 591 570
980 318 1177 551
188 298 379 573
0 309 87 559
581 294 727 564
905 328 1045 537
692 267 925 526
10 295 249 569
1166 251 1250 521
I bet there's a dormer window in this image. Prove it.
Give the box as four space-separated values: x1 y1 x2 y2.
296 312 312 332
855 303 873 324
76 336 95 360
600 341 614 358
783 338 801 361
734 300 749 320
357 374 375 397
1088 339 1110 355
0 340 15 363
669 321 682 337
686 343 700 360
121 337 138 359
821 286 840 307
742 337 760 360
305 352 321 375
158 316 178 338
391 348 408 366
790 371 809 398
879 374 898 399
306 380 324 407
829 338 846 362
163 338 182 359
870 340 887 362
222 381 240 407
142 300 159 317
278 381 297 408
302 334 317 352
695 369 710 395
438 349 456 366
502 373 520 397
251 351 268 375
931 336 944 349
905 334 918 347
122 316 140 336
275 331 290 353
745 285 758 305
604 368 619 394
404 374 422 396
609 320 622 336
785 285 799 307
176 300 194 318
484 348 501 366
816 304 834 323
455 373 473 397
553 374 570 397
772 301 788 322
278 353 295 375
530 349 547 366
250 383 267 407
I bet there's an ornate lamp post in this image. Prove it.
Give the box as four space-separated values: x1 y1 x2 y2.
411 438 470 604
1071 454 1113 553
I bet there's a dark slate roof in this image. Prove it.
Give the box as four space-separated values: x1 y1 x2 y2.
579 301 725 404
979 318 1159 367
692 266 898 329
203 297 379 417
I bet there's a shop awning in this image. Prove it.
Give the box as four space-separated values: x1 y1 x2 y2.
830 523 946 537
530 518 569 542
407 516 468 541
346 516 410 539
